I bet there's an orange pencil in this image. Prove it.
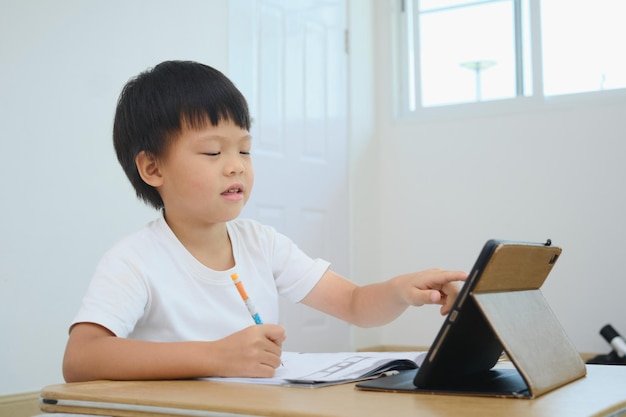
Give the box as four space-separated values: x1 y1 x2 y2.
230 273 263 324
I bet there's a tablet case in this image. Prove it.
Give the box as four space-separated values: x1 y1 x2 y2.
357 240 586 398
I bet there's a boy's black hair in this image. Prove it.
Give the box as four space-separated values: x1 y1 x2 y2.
113 60 251 209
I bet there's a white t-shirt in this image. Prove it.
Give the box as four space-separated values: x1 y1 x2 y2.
71 216 330 342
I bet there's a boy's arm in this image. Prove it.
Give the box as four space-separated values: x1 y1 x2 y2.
301 269 467 328
62 322 285 382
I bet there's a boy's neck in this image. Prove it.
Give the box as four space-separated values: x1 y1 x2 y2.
164 213 235 271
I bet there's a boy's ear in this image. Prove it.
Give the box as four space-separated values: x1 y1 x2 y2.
135 151 164 187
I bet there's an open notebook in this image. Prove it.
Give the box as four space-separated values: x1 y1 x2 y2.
357 239 586 398
204 351 426 387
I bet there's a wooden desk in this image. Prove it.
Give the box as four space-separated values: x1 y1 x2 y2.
40 365 626 417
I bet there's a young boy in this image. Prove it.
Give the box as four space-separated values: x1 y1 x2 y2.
62 60 467 383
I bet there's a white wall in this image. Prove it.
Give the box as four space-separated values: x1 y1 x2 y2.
365 0 626 353
346 0 384 349
0 0 229 395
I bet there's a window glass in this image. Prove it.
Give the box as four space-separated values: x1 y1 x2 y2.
418 1 517 107
541 0 626 96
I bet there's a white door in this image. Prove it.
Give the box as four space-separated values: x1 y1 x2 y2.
228 0 351 352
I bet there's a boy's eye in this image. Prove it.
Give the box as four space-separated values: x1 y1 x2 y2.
203 152 220 156
240 151 251 155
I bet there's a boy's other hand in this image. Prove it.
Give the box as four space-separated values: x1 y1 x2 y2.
393 269 468 315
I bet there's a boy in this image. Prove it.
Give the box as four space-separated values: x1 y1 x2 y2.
63 61 467 382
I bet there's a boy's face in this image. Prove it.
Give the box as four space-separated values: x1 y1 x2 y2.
155 119 253 226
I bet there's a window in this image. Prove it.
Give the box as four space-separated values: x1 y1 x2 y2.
399 0 626 112
541 0 626 96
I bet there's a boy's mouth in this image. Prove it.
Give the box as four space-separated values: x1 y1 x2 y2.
222 184 244 196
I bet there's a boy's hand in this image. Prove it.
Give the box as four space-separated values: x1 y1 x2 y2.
393 269 468 315
209 324 286 378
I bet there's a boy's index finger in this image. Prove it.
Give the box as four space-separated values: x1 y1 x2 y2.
436 270 468 283
261 324 286 341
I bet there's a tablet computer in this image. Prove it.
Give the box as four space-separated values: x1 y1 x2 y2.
356 239 586 398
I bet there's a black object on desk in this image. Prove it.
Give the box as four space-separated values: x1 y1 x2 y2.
586 324 626 365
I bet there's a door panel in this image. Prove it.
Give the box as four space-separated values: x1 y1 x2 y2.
229 0 351 352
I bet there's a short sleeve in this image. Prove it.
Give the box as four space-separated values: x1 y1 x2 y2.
71 245 149 337
270 229 331 303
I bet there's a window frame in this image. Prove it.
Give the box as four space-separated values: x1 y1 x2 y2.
394 0 626 122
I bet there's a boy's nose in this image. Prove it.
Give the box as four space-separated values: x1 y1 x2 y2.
225 157 245 175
